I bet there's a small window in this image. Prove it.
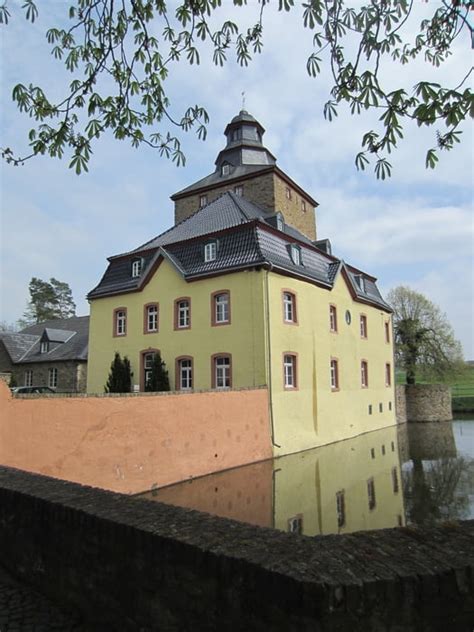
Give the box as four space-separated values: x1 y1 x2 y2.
301 199 307 213
360 314 368 339
385 363 392 387
368 404 373 415
392 467 399 494
361 360 369 388
379 402 383 413
381 444 386 455
370 447 375 459
389 401 392 411
177 357 193 391
131 258 142 278
234 185 243 196
114 308 127 337
285 186 292 200
367 478 376 510
199 194 207 208
288 515 303 534
24 370 33 387
175 299 191 330
221 163 230 176
145 304 158 333
40 341 49 354
283 291 297 323
329 305 338 333
290 244 302 265
385 321 390 343
276 213 284 231
283 354 297 389
345 310 352 325
231 129 241 142
204 241 217 262
336 491 345 528
330 358 339 390
48 368 58 389
213 292 230 325
213 355 231 389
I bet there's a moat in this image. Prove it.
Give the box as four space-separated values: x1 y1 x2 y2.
137 418 474 536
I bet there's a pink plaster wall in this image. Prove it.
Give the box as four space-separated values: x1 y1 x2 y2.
0 381 271 494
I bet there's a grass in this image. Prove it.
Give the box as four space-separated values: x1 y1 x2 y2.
395 365 474 397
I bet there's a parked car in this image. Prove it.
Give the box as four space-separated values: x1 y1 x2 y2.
11 386 56 394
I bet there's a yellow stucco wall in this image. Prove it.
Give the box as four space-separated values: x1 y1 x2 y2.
87 261 266 394
266 270 396 456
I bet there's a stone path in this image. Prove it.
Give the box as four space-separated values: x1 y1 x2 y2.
0 566 86 631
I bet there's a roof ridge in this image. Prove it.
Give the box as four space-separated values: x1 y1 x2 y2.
228 190 252 221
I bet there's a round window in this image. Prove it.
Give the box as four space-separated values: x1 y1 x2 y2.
345 310 352 325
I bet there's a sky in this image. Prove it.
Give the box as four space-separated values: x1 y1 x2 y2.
0 1 473 357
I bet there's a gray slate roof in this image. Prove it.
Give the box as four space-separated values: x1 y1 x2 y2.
88 192 390 311
1 316 89 364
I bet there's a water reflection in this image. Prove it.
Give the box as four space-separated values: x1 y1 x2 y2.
137 420 474 536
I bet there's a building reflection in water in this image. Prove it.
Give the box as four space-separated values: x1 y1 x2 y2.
138 420 473 536
138 424 409 536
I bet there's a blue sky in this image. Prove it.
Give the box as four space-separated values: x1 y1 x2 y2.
1 1 473 357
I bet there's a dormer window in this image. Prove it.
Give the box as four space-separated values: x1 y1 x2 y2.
221 163 230 177
354 274 364 291
199 194 207 208
131 258 142 278
234 185 243 197
289 244 302 266
276 213 284 232
204 240 217 262
40 341 49 354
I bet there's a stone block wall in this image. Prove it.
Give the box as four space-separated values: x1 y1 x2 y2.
0 466 473 631
405 383 453 422
395 384 407 424
9 360 87 393
273 173 316 240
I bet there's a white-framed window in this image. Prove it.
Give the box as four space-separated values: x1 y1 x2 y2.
283 354 297 389
176 299 190 329
146 304 158 333
204 241 217 262
214 293 230 324
48 368 58 388
354 274 364 291
214 356 231 389
360 314 368 338
234 185 243 196
283 292 296 323
221 163 230 176
178 358 193 390
290 244 301 265
143 352 155 389
115 309 127 336
40 341 49 354
367 478 376 510
361 361 369 388
131 258 142 278
199 194 207 208
329 305 338 333
330 359 339 390
336 491 345 528
24 370 33 386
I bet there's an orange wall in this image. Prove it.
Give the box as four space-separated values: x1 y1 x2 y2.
0 381 271 494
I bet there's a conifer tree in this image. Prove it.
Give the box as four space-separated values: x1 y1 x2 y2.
104 352 131 393
145 352 170 392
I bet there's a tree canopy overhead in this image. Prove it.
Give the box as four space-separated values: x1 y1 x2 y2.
1 0 472 177
387 285 463 385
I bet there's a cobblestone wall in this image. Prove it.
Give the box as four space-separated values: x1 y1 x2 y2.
0 466 473 631
405 383 453 422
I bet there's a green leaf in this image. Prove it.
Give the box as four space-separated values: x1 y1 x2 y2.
425 148 438 169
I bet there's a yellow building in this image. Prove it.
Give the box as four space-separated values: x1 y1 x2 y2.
87 110 396 455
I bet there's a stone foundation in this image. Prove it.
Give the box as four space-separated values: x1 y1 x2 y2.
405 384 453 422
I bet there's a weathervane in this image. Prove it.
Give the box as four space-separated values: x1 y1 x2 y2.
241 91 246 111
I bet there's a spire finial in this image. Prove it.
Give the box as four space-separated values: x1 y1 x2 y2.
241 91 246 112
